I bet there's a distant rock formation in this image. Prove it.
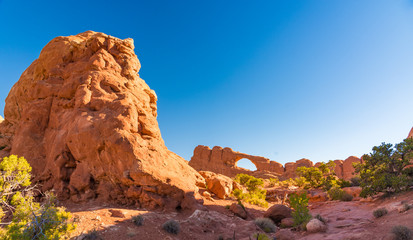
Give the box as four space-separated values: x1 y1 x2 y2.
189 145 361 180
189 145 284 178
0 31 204 209
409 127 413 139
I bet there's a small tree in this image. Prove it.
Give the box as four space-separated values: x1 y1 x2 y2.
289 192 311 229
0 155 76 239
354 138 413 198
233 174 268 207
296 160 339 190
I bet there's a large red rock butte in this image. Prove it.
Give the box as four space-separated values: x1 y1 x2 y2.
0 31 204 209
189 145 361 180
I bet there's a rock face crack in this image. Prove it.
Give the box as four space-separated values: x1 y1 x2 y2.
0 31 204 209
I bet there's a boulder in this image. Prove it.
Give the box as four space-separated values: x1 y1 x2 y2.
275 229 296 240
306 219 327 233
263 204 292 224
342 187 362 198
109 209 125 218
229 203 247 219
307 189 328 202
0 31 205 209
280 217 294 228
200 171 233 199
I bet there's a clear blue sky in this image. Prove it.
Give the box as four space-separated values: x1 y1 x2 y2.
1 0 413 171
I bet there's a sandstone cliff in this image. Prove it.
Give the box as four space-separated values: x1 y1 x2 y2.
0 31 204 209
189 145 361 180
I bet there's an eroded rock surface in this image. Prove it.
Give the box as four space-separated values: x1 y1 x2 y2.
0 31 204 209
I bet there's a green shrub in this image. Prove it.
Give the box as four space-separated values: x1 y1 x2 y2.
82 229 101 240
268 178 279 187
132 215 144 226
162 219 180 234
280 178 295 188
293 177 307 188
233 174 268 208
354 139 413 198
296 160 340 190
400 203 411 213
327 187 353 201
392 225 412 240
254 218 276 233
341 192 353 201
289 192 311 228
350 176 361 186
0 155 76 240
337 179 352 188
373 208 388 218
251 233 271 240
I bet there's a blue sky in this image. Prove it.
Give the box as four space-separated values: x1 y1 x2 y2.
1 0 413 170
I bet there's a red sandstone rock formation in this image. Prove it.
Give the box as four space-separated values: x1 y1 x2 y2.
342 156 361 180
408 127 413 139
283 158 313 179
190 145 361 181
189 145 284 178
0 31 204 209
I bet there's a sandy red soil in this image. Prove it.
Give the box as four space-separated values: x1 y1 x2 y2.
64 190 413 240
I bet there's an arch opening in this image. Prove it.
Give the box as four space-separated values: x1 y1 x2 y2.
236 158 257 171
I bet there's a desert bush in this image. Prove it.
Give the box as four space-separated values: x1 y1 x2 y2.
289 192 311 228
0 155 76 240
314 214 326 224
296 160 340 190
373 208 388 218
132 214 144 226
234 174 264 192
254 218 276 233
251 233 271 240
350 176 361 186
82 229 101 240
354 138 413 198
327 187 353 201
162 219 180 234
392 225 412 240
337 179 352 188
280 178 296 188
400 203 411 213
233 174 268 208
268 178 279 187
293 177 307 188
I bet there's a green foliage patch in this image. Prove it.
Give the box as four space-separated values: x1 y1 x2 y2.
0 155 76 240
289 192 311 229
254 218 276 233
233 174 268 208
354 138 413 198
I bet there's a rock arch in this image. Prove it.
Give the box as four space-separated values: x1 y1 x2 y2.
189 145 362 180
189 145 284 178
236 158 258 171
